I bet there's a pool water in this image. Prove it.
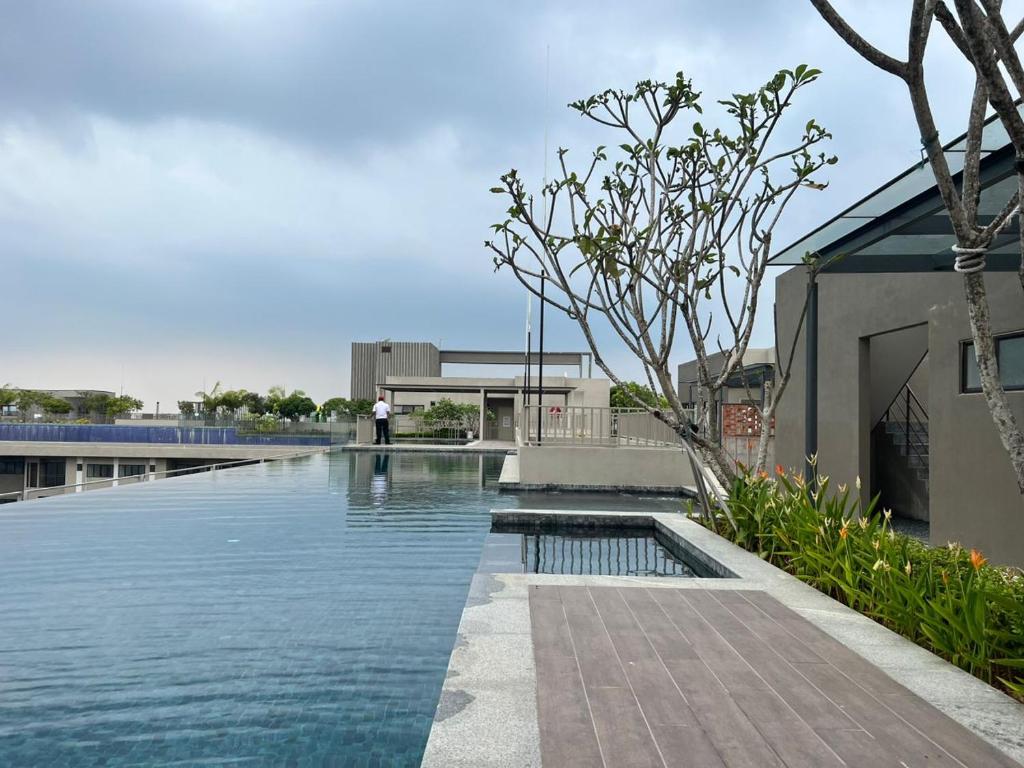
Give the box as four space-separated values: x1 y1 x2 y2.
485 526 704 577
0 451 684 767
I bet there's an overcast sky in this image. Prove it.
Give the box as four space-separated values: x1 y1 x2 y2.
0 1 1001 407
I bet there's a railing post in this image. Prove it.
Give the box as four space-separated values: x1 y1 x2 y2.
905 387 910 448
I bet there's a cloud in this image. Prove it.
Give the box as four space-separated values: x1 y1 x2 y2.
0 0 1008 406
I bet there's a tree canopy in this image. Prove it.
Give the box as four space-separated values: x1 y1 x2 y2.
610 382 669 410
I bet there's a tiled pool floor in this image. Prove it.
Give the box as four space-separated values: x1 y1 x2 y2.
0 451 685 767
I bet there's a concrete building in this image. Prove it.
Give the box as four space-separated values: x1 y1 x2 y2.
677 348 776 411
771 116 1024 565
351 341 606 441
677 349 777 470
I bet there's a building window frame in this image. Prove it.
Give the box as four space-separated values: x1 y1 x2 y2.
961 329 1024 394
86 463 115 479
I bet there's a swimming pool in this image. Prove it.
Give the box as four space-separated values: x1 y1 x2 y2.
0 451 684 767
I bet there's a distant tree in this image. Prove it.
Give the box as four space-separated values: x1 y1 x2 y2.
217 389 247 415
266 384 287 415
194 382 223 416
82 392 113 416
350 398 375 416
321 397 348 416
277 391 317 421
321 397 374 417
610 382 669 410
417 398 490 432
105 395 143 417
0 384 17 413
177 400 195 417
242 391 267 415
14 390 40 421
38 394 72 418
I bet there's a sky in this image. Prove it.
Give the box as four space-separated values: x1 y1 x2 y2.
0 0 1002 407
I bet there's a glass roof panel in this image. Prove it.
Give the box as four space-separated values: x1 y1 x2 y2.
772 111 1014 267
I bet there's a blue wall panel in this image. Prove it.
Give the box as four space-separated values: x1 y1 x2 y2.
0 424 329 447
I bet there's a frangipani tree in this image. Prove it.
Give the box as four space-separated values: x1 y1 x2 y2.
487 69 834 484
809 0 1024 494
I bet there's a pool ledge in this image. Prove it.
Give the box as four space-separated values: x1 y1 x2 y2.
422 509 1024 766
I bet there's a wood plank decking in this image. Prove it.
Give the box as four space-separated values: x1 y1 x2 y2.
530 585 1021 768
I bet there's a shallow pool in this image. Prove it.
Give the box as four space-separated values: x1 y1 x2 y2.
0 451 685 767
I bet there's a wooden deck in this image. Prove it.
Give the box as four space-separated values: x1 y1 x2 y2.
530 586 1020 768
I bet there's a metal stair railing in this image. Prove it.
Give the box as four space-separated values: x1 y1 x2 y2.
883 385 929 476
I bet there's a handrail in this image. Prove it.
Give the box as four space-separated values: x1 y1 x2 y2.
0 447 329 502
518 404 689 448
882 382 929 477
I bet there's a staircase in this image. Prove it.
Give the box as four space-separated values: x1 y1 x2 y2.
882 385 929 489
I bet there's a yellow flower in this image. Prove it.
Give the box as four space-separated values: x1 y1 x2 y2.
839 525 849 540
838 483 847 493
858 517 868 530
809 453 818 467
883 509 892 521
855 475 862 491
872 559 886 571
904 561 912 576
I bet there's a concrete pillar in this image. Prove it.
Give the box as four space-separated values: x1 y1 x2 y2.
75 457 84 492
148 458 157 482
112 457 120 488
479 389 486 441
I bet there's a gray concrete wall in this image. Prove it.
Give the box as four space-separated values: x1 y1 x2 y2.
929 278 1024 563
517 444 695 491
775 267 1024 564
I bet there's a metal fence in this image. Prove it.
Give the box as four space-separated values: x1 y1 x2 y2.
518 405 689 447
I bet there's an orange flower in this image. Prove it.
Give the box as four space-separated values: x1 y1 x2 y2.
775 463 785 476
941 570 950 586
758 470 769 480
969 549 987 571
839 525 849 540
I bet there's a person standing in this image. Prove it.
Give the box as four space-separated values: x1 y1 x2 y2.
372 395 391 445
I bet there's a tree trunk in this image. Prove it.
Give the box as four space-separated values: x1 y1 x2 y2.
963 272 1024 494
754 401 775 474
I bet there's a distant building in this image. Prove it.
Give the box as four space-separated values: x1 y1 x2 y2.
350 341 606 441
677 348 775 413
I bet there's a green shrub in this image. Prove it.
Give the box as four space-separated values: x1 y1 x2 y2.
701 467 1024 701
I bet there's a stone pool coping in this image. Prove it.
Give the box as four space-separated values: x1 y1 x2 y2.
421 509 1024 767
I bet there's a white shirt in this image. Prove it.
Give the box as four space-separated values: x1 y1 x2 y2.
372 401 391 419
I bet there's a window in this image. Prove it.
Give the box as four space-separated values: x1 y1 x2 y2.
119 464 147 477
40 461 65 488
962 331 1024 393
0 459 24 475
86 463 114 479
